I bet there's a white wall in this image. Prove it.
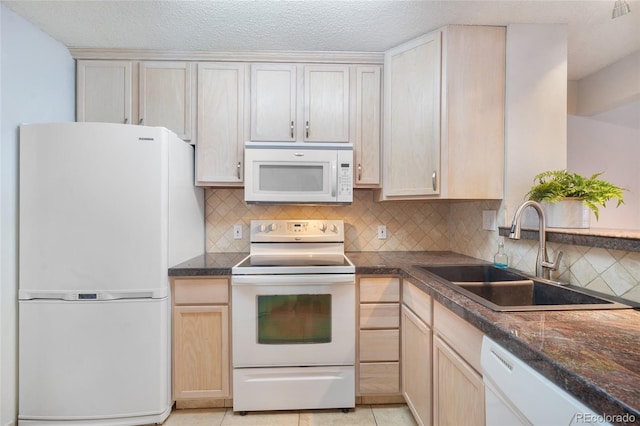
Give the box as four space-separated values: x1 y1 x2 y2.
503 24 568 224
0 5 75 425
576 50 640 116
568 100 640 229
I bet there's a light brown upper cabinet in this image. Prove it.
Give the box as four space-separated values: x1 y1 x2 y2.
352 66 382 187
250 64 350 142
77 60 195 142
250 64 297 141
138 61 194 141
382 32 441 198
196 63 249 186
77 60 133 125
378 25 506 200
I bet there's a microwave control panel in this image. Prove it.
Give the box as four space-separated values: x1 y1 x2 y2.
337 150 353 202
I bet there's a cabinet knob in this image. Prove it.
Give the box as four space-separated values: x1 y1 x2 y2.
123 118 129 124
290 121 294 139
138 118 144 125
305 121 310 139
357 163 362 181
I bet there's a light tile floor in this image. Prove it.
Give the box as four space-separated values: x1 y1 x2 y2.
163 405 417 426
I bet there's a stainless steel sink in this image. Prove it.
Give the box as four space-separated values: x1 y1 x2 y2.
418 265 631 312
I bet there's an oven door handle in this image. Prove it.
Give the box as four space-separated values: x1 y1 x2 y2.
232 274 355 285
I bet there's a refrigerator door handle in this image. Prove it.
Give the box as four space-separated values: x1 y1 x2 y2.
19 288 168 301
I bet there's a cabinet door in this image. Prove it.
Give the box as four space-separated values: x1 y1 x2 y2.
196 63 247 185
139 61 194 141
441 25 505 199
402 306 432 426
173 305 230 400
382 31 442 197
76 60 132 124
303 65 349 142
250 64 296 141
433 335 485 426
353 66 381 186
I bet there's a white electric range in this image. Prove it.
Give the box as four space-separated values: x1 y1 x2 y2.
231 219 355 414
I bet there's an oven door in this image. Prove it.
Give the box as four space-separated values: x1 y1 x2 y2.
232 274 355 367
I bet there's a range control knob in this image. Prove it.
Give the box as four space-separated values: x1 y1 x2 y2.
330 224 339 233
319 223 328 232
268 223 277 232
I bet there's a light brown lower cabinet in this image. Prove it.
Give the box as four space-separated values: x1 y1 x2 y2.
357 276 402 402
401 305 432 426
433 301 485 425
359 362 401 394
433 335 485 425
172 277 231 408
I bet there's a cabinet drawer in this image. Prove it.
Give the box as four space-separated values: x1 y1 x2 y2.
173 277 229 305
359 277 400 303
360 303 400 329
402 280 432 326
434 301 483 372
359 329 399 362
359 362 400 394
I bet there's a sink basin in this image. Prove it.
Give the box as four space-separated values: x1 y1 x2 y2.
419 264 528 283
418 265 631 312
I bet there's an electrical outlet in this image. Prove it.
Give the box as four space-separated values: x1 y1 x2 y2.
482 210 497 231
377 225 387 240
233 224 242 240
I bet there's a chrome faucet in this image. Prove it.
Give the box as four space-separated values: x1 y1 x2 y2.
508 200 563 279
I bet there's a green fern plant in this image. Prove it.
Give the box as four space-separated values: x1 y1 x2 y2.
526 170 625 220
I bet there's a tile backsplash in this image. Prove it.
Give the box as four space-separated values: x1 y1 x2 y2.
205 190 640 303
449 201 640 304
205 188 450 252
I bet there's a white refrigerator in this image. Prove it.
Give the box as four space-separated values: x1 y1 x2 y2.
18 122 204 425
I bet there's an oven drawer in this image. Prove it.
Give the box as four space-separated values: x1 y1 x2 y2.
233 366 355 412
359 329 400 362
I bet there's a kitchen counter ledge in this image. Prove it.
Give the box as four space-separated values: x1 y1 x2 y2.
169 250 640 425
498 226 640 252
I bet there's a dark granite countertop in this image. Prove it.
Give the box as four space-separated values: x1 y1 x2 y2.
169 252 248 276
169 250 640 425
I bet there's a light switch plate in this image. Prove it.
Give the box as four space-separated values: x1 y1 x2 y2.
233 224 242 239
482 210 497 231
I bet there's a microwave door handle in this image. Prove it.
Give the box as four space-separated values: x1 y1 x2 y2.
331 161 337 197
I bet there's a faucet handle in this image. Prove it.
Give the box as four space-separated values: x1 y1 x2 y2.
542 250 564 272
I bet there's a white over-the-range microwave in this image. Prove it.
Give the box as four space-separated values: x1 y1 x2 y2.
244 141 353 204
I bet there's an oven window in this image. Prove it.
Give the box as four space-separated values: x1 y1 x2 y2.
257 294 331 344
259 165 324 192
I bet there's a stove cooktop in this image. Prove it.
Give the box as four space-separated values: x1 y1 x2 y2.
233 219 355 275
232 253 355 275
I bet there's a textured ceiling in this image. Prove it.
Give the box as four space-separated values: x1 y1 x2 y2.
3 0 640 80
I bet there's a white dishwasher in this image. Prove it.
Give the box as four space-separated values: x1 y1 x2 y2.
481 336 610 426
